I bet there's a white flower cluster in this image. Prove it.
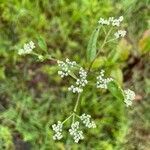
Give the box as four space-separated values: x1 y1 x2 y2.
57 58 77 78
124 89 135 107
52 113 96 143
18 41 35 55
68 68 88 93
98 16 124 26
69 121 84 143
80 114 96 128
52 121 63 140
96 70 113 89
114 30 126 39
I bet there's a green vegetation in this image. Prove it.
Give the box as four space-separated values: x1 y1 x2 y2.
0 0 149 149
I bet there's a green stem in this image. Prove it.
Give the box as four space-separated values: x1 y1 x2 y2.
75 113 80 118
106 38 117 44
45 54 58 62
72 114 75 123
62 114 73 124
71 93 81 123
73 93 81 112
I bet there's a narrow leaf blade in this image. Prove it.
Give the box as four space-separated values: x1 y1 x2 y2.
107 80 124 101
87 28 100 62
37 36 47 52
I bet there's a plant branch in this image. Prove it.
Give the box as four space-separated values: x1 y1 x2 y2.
62 113 73 124
71 27 113 122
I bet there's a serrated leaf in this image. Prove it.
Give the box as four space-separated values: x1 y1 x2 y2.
107 80 124 101
37 36 47 52
87 28 100 62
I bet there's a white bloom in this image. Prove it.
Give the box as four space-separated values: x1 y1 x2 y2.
118 16 124 22
69 121 84 143
124 89 135 107
108 17 114 22
80 114 96 128
18 41 35 55
98 18 110 25
98 16 124 27
52 121 63 140
38 55 44 60
112 19 120 27
68 67 88 93
114 30 126 39
53 132 63 140
68 85 83 93
29 41 35 49
96 70 113 89
57 58 76 78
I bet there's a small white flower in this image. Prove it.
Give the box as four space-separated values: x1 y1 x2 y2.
108 17 114 22
114 30 126 39
124 89 135 107
29 41 35 49
98 18 110 25
53 132 63 140
57 58 76 78
52 121 63 140
118 16 124 22
68 67 88 93
98 16 124 27
68 85 83 93
18 41 35 55
112 19 120 27
69 121 84 143
96 70 113 89
38 55 44 60
80 114 96 128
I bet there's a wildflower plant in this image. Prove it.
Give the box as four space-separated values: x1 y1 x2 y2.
18 16 135 143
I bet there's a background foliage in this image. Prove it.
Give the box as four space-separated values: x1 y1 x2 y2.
0 0 149 149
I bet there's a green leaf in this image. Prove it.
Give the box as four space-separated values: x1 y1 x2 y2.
92 56 107 69
0 67 5 80
138 30 150 54
110 67 123 85
107 80 124 101
87 28 100 62
107 39 131 65
37 36 47 52
68 71 78 80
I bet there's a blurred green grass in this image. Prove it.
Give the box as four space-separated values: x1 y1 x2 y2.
0 0 149 149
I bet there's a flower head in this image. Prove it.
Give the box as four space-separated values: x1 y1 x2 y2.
69 121 84 143
18 41 35 55
68 67 88 93
52 121 63 140
124 89 135 107
57 58 76 78
114 30 126 39
96 70 113 89
80 114 96 128
98 16 124 27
